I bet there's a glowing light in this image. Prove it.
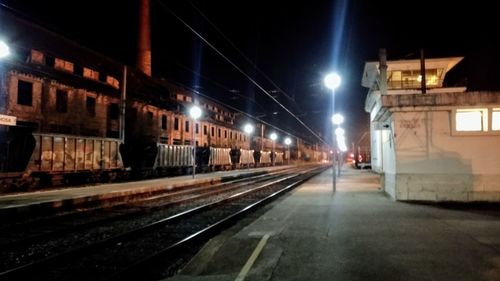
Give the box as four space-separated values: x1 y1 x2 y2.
270 132 277 141
189 105 202 120
335 127 345 136
324 73 341 90
244 123 254 134
284 137 292 145
0 40 9 59
493 109 500 131
456 109 487 131
331 113 344 125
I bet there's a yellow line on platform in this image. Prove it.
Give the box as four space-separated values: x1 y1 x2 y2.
234 233 271 281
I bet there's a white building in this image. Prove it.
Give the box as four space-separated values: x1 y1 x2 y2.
363 52 500 201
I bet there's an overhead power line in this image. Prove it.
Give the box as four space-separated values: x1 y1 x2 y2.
157 1 328 146
187 0 300 110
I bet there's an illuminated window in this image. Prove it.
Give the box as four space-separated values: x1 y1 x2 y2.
492 108 500 131
455 109 488 132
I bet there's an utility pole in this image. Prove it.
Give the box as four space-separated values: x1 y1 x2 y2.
120 66 127 143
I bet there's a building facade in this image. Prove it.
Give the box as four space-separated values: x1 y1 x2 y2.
364 54 500 201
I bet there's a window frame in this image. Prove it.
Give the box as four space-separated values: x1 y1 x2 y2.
452 107 500 136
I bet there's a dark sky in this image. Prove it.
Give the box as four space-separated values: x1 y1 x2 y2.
1 0 499 146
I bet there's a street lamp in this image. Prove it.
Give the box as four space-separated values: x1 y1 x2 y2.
324 72 341 193
243 123 254 170
189 105 202 178
270 132 277 166
332 113 344 126
0 40 9 59
284 137 292 165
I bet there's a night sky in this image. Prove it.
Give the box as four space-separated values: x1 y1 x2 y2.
1 0 499 146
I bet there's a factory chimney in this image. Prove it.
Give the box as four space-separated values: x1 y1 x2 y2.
137 0 152 76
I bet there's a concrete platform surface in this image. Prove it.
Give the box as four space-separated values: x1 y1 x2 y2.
165 167 500 281
0 165 291 216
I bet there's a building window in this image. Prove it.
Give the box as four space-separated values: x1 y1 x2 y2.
45 56 55 67
185 120 189 132
204 125 207 135
174 118 179 130
211 127 215 137
86 96 96 117
218 128 221 138
147 111 154 125
195 123 199 134
56 89 68 112
224 130 227 138
74 65 83 76
99 72 107 83
17 80 33 106
109 103 119 120
455 109 487 132
492 108 500 131
161 115 167 130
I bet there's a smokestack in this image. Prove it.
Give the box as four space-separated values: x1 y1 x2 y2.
378 48 387 95
420 48 426 94
137 0 152 76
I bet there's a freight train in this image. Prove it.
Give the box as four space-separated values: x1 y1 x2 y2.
0 8 325 192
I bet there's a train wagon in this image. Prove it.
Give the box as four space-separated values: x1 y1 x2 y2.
275 152 284 164
28 133 123 185
235 149 255 168
258 151 272 166
155 144 193 174
209 147 232 170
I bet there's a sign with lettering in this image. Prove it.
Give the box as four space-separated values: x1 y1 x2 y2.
0 114 16 126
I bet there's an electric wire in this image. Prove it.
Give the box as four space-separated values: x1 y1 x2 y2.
157 1 328 146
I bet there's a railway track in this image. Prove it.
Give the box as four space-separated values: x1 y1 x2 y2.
0 165 327 280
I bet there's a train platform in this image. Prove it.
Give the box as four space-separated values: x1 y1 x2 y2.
165 166 500 281
0 165 292 217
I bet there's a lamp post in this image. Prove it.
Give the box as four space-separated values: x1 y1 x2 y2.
324 72 341 192
335 125 345 177
243 123 254 170
270 132 277 166
189 105 202 179
284 137 292 165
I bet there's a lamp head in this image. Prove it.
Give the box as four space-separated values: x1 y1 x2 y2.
331 113 344 125
0 40 10 59
324 72 341 90
244 123 254 134
189 105 202 119
270 132 277 141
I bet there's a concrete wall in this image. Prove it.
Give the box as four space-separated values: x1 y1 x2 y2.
392 110 500 201
370 109 383 173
